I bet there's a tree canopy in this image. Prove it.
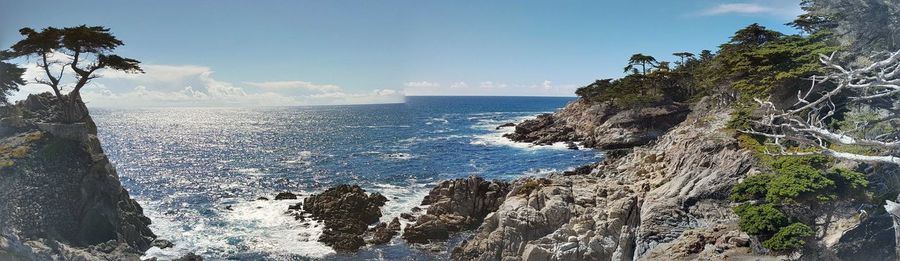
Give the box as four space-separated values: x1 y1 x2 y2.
7 25 143 100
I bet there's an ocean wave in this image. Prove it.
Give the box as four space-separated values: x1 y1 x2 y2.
345 125 411 128
366 182 432 231
235 168 268 176
282 150 315 165
141 196 334 260
399 134 467 144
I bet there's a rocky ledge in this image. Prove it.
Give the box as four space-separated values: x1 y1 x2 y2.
0 93 156 260
402 176 510 244
504 99 690 149
301 184 392 252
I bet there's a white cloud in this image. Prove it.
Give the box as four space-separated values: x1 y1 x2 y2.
403 80 577 97
403 81 441 88
244 81 342 93
697 1 803 19
479 81 508 89
449 82 468 89
12 63 405 107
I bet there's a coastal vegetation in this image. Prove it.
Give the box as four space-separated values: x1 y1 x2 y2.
574 0 900 253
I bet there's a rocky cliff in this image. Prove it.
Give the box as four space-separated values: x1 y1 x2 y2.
444 97 896 260
504 99 690 149
0 94 156 260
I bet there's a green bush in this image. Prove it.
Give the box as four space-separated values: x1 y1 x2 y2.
730 174 772 202
762 223 814 251
733 203 789 235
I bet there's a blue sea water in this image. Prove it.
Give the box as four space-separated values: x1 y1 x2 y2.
91 96 601 260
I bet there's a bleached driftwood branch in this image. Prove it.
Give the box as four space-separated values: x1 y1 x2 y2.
744 50 900 165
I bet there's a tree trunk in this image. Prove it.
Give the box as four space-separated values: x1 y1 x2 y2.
57 94 90 124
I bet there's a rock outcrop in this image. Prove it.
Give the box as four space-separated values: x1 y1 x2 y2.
453 97 757 260
402 176 510 244
451 95 898 260
504 99 690 149
303 185 389 252
0 93 156 260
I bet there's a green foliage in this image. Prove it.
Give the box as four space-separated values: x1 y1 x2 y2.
0 60 24 104
733 203 789 235
762 223 814 251
7 25 143 98
730 174 773 202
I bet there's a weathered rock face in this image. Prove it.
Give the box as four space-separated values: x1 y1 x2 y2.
303 185 388 252
454 97 757 261
402 176 510 243
0 94 156 260
504 99 690 149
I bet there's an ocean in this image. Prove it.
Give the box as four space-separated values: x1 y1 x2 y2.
91 96 601 260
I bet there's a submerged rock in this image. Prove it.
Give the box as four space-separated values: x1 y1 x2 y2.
496 123 516 130
303 185 388 252
151 239 174 249
274 192 298 200
402 176 510 243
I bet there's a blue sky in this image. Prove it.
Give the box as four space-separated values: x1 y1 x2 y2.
1 0 801 107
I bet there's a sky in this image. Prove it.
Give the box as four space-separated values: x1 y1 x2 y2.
1 0 802 107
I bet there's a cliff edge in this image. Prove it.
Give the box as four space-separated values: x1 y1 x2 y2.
0 94 156 260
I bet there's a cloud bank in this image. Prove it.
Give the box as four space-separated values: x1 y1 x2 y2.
12 63 404 108
403 80 578 97
697 1 803 19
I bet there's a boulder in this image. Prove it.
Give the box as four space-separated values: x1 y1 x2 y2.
504 99 690 149
151 239 174 249
402 176 510 243
303 185 388 252
368 217 402 245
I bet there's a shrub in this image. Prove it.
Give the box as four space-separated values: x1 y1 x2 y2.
731 174 773 202
733 203 789 235
762 223 814 251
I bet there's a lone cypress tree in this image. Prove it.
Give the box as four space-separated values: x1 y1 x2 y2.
6 25 143 122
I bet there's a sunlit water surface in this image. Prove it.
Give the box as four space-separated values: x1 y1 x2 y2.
92 96 601 260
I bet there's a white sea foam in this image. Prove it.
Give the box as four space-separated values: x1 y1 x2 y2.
141 196 334 260
236 168 267 176
283 150 315 165
366 182 432 231
345 125 411 128
468 113 586 151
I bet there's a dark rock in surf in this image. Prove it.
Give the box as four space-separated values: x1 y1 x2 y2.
369 217 402 245
303 185 389 252
274 192 297 200
496 123 516 130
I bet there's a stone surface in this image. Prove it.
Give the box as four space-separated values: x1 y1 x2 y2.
303 185 388 252
402 176 510 243
0 94 156 260
504 99 690 149
453 97 756 261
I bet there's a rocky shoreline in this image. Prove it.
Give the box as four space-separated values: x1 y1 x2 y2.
2 93 895 260
299 96 896 260
0 94 200 261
